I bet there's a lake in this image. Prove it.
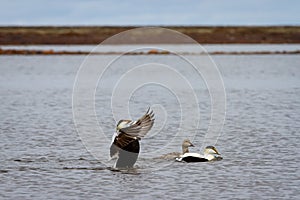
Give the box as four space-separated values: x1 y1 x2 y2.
0 45 299 199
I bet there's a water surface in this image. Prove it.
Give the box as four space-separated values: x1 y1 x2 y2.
0 53 299 199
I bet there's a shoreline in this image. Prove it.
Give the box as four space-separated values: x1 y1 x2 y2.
1 48 299 55
1 26 300 44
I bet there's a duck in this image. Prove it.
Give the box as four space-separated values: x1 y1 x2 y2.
175 145 222 162
110 108 155 169
158 139 195 160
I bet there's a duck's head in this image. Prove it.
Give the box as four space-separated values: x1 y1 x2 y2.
181 139 194 153
116 120 131 131
182 139 194 148
204 146 220 155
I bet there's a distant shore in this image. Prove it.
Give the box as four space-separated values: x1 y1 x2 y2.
0 26 300 45
1 48 299 55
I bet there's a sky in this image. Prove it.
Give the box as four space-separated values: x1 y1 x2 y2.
1 0 299 26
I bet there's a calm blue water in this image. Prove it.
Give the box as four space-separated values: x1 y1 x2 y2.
0 52 299 199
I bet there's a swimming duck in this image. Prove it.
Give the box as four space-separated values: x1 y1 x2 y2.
175 145 222 162
110 108 155 168
158 139 195 160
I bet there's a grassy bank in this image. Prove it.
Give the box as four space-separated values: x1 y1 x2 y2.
0 26 300 44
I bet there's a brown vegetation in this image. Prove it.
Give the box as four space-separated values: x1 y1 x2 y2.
1 48 299 55
0 26 300 45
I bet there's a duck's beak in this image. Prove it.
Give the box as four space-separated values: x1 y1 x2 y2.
214 148 220 155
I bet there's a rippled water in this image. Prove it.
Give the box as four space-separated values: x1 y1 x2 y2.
0 53 299 199
1 44 300 53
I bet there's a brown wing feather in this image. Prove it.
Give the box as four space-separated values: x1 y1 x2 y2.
115 132 137 148
119 108 155 138
110 132 137 157
110 108 155 158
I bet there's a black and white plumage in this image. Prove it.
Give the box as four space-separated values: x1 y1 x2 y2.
175 146 223 162
110 108 155 168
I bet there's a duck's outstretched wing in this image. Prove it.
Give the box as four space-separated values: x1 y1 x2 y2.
110 108 154 158
110 132 138 157
119 108 155 138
